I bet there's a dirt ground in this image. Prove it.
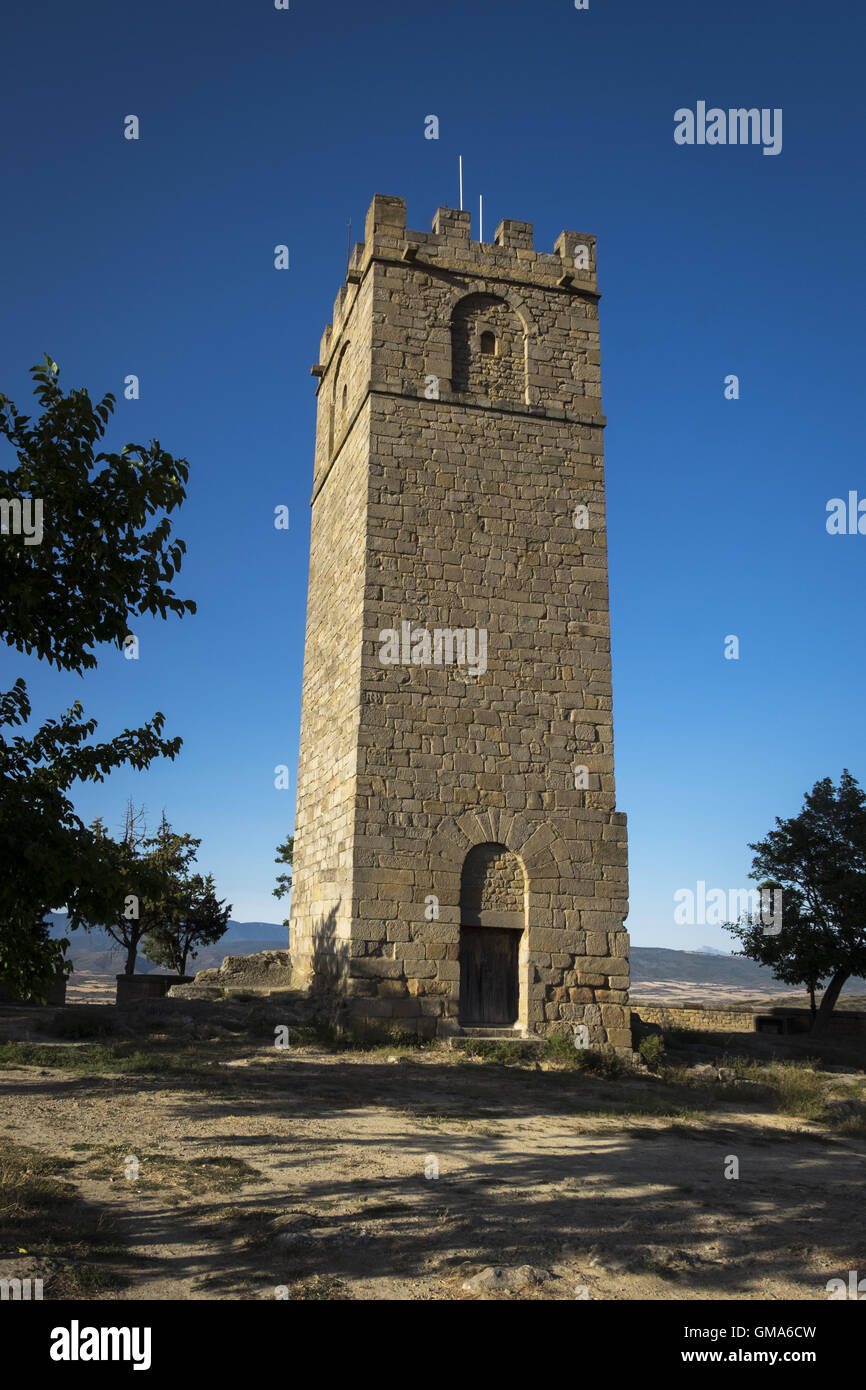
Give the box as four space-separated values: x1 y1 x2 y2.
1 999 864 1302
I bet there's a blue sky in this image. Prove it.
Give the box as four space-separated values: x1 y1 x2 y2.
1 0 863 947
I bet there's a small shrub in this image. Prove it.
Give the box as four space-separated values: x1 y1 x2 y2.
638 1034 665 1069
765 1062 827 1120
343 1022 425 1051
581 1048 632 1079
543 1031 580 1065
833 1108 866 1138
450 1038 539 1064
719 1054 757 1080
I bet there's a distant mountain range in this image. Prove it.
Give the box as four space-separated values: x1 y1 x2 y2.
46 913 288 976
630 947 866 993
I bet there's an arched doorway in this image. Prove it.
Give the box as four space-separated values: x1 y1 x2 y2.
458 843 525 1027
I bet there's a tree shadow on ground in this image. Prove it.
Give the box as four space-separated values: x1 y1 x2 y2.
3 1049 862 1300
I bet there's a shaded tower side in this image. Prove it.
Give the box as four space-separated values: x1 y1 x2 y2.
288 269 375 991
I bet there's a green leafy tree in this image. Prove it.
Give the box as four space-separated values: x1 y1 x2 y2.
142 871 231 977
0 356 194 670
726 883 837 1019
0 691 180 997
96 810 202 976
273 834 293 928
0 914 68 1004
0 358 195 996
724 772 866 1033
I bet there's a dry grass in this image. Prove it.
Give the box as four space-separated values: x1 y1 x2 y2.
0 1138 127 1297
75 1148 262 1196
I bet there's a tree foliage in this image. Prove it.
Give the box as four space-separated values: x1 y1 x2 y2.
86 806 178 976
725 771 866 1032
0 688 181 996
726 883 838 1018
142 870 231 977
0 356 195 670
0 358 195 996
273 834 293 928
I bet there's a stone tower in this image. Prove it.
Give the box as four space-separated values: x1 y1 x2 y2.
289 194 630 1050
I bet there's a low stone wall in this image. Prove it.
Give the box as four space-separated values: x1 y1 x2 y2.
633 1004 756 1033
116 974 191 1006
632 1002 866 1036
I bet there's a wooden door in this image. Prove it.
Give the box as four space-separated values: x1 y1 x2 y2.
459 926 519 1026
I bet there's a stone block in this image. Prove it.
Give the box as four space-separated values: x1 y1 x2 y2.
348 958 404 979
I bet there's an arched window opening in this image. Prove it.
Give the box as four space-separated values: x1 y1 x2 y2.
328 342 350 457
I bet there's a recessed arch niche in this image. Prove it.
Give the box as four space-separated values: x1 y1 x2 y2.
450 293 527 403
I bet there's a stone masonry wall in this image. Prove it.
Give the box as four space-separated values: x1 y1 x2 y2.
289 394 371 990
634 1003 866 1036
634 1005 758 1033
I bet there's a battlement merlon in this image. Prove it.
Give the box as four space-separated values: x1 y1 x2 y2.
313 194 598 375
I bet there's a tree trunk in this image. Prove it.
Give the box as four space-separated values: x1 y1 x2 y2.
811 969 849 1035
808 986 816 1019
124 927 142 976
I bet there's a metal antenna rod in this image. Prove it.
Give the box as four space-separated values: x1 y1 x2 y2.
458 155 463 210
